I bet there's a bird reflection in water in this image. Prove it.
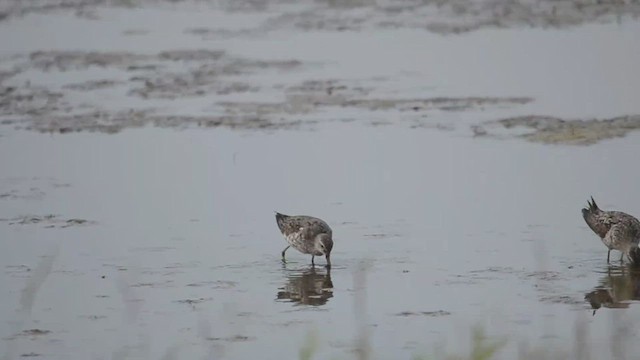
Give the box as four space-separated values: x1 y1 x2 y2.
276 267 333 306
585 265 640 315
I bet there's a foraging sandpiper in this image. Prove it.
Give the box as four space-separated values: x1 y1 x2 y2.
582 197 640 264
275 212 333 267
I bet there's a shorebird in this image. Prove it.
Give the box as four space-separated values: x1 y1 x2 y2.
582 197 640 264
275 212 333 267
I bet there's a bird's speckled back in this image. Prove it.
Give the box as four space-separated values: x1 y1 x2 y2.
275 213 333 239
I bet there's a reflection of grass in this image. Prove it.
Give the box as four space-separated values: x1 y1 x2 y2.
298 261 510 360
298 324 569 360
64 255 635 360
298 324 508 360
3 248 58 360
299 329 319 360
416 326 579 360
296 261 637 360
115 0 136 7
445 326 507 360
297 325 508 360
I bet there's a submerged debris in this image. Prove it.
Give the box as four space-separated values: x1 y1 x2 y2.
174 297 213 305
1 215 96 228
63 79 122 91
492 115 640 145
2 0 640 36
206 335 254 342
8 329 51 339
29 51 147 72
395 310 451 317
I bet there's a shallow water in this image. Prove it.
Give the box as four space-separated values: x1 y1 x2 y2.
1 127 640 359
1 2 640 359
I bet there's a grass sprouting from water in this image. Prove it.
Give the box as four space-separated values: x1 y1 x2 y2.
444 326 508 360
299 329 319 360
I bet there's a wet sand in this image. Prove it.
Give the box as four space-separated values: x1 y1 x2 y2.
2 1 640 359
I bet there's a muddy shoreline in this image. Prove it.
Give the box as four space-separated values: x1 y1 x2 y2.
1 1 640 144
2 0 640 33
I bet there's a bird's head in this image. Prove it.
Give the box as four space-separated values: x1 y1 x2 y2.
315 233 333 268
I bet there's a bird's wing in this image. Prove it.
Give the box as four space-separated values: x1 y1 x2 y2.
583 212 612 238
300 217 332 238
604 222 638 250
276 214 331 238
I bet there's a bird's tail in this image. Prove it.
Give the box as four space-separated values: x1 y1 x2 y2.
581 196 610 238
275 212 288 232
582 196 601 219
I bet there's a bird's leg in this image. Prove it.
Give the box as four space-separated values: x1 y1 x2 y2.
311 255 315 266
607 249 611 264
620 252 624 263
281 246 290 262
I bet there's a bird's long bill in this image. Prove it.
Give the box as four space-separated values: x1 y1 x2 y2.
325 254 331 268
